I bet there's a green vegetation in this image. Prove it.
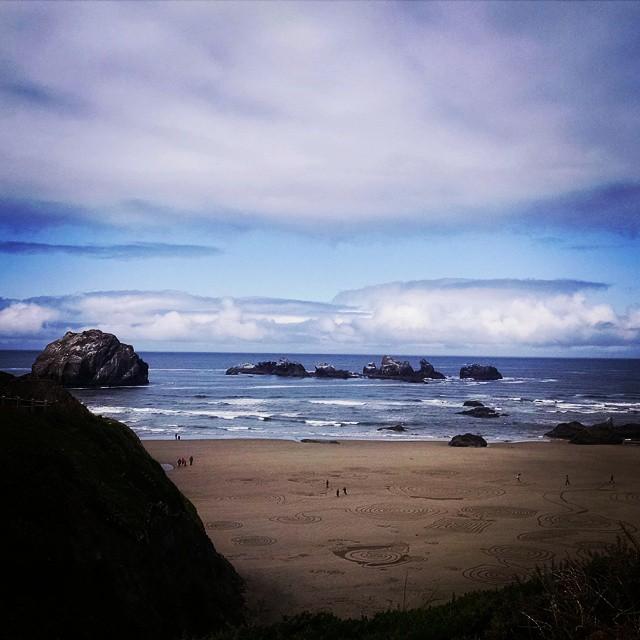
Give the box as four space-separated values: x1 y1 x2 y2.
212 533 640 640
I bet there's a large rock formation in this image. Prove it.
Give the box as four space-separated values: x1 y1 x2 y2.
449 433 488 447
545 418 640 445
1 373 244 640
226 358 309 377
459 364 503 381
363 356 445 383
32 329 149 387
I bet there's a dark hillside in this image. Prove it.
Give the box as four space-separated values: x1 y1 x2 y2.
1 374 244 640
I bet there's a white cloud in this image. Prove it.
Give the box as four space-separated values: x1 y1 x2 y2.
0 302 58 335
0 2 638 231
2 281 638 355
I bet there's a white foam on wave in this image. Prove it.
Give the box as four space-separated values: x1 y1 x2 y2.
309 399 366 406
305 419 343 427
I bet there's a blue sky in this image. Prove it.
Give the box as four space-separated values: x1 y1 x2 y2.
0 1 638 355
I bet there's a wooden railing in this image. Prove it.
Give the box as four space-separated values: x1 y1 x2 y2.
0 396 57 412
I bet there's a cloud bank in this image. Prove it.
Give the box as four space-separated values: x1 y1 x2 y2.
1 2 639 234
1 279 638 355
0 241 221 260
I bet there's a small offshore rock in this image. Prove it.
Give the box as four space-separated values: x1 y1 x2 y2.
449 433 488 447
459 364 503 381
463 400 485 407
458 406 501 418
31 330 148 387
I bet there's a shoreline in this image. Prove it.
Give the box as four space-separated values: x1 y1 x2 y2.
144 437 640 622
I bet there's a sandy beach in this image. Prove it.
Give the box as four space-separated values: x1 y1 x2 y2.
144 439 640 623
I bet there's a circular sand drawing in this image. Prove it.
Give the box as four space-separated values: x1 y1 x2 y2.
231 535 277 547
538 512 625 532
392 485 505 500
269 512 322 525
426 517 493 534
206 521 243 530
352 503 446 520
463 564 523 585
611 492 640 504
483 545 554 567
333 544 410 567
517 529 576 543
461 505 537 519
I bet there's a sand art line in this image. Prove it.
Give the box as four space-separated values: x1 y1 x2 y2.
269 512 322 524
213 494 286 504
610 492 640 504
411 469 460 477
461 505 537 519
351 503 446 520
389 485 506 501
517 529 577 543
333 544 411 568
206 520 243 530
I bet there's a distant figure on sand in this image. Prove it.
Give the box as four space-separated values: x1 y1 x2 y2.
609 474 615 484
177 435 181 441
326 480 329 489
516 473 521 482
336 489 340 497
565 474 570 486
189 456 193 466
343 487 347 495
177 458 182 468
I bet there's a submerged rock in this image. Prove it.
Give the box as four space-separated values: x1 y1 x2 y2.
459 364 503 381
449 433 488 447
463 400 485 407
458 406 502 418
363 355 445 383
377 424 408 432
1 374 244 639
226 358 308 377
32 329 148 387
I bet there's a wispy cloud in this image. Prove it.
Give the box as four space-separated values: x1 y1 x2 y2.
0 241 221 260
0 2 638 234
1 280 637 354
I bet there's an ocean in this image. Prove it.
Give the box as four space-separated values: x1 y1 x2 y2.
1 351 638 442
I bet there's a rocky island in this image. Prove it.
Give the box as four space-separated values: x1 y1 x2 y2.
363 355 445 383
32 329 149 387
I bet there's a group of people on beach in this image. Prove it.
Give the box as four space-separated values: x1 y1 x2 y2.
325 479 347 497
177 456 193 468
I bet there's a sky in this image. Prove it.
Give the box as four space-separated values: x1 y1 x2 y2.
0 1 638 356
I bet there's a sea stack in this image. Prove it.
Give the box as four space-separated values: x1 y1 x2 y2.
459 363 503 381
32 329 149 387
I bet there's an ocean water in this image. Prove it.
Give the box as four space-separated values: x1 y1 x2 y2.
1 351 639 442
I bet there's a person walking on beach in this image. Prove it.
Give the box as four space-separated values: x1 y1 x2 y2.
516 473 521 482
177 458 181 468
189 456 193 466
326 479 329 490
336 489 340 497
609 474 615 485
565 474 570 486
342 487 347 495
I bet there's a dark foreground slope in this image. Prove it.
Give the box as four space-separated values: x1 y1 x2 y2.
211 536 640 640
1 374 243 640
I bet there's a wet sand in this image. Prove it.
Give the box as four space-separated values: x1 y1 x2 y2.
144 439 640 622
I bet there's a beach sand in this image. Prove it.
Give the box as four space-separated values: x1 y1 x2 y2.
144 439 640 622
